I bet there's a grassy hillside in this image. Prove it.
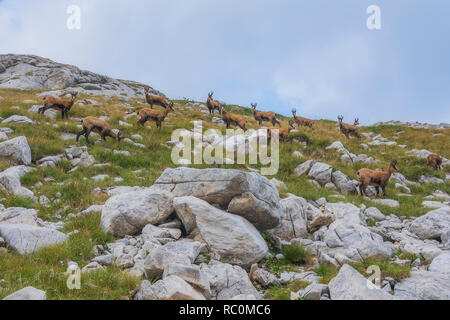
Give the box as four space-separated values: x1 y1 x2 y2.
0 88 448 299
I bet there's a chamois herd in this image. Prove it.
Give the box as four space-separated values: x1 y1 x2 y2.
37 90 445 198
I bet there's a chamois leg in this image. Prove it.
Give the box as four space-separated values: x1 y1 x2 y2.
381 185 387 197
137 116 146 126
76 128 86 142
84 129 92 145
273 119 281 127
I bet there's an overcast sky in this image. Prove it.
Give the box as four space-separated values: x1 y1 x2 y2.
1 0 449 124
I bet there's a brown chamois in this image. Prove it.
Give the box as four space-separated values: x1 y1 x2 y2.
206 91 222 115
251 103 281 127
137 103 174 129
353 118 360 126
357 160 399 197
77 116 122 145
220 105 247 131
338 116 361 139
267 120 295 142
144 88 174 109
427 154 443 170
292 109 313 129
40 92 78 119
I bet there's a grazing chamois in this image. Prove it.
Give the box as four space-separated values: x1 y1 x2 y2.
77 116 122 145
292 109 313 129
251 103 280 127
144 88 174 109
137 103 174 129
206 91 222 115
427 154 443 170
357 160 399 197
338 116 361 139
267 120 295 142
220 105 247 131
40 92 78 119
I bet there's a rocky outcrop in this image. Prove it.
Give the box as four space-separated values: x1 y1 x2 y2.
101 186 174 236
0 54 162 100
173 196 268 267
154 167 281 230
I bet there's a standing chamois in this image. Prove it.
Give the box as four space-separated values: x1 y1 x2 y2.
338 116 361 139
77 116 122 145
144 88 174 109
427 154 443 170
251 103 280 127
267 120 295 142
206 91 222 115
137 103 174 129
357 160 399 197
292 109 314 129
220 105 247 131
40 92 78 119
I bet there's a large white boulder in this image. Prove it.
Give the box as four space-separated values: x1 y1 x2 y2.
173 196 268 267
269 196 309 241
0 223 68 255
135 276 205 300
3 286 46 300
199 260 260 300
329 264 394 300
0 166 34 199
408 207 450 240
308 162 333 186
154 168 281 230
0 136 32 165
100 186 174 236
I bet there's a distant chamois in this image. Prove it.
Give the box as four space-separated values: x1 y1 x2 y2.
292 109 313 129
144 88 173 109
357 160 399 197
267 120 295 142
77 116 122 145
251 103 280 127
137 103 174 129
338 116 361 139
40 92 78 119
206 91 222 115
220 105 247 131
427 154 443 170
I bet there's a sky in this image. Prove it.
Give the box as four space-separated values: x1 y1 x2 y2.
0 0 449 125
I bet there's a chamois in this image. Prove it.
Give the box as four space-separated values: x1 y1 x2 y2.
292 109 313 129
40 92 78 119
357 160 399 197
427 154 443 170
206 91 222 115
353 118 360 126
144 88 173 109
267 120 295 142
220 105 247 131
338 116 361 139
251 103 280 127
77 116 122 145
137 103 174 129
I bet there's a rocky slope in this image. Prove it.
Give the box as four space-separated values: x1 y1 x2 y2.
0 55 449 300
0 54 162 100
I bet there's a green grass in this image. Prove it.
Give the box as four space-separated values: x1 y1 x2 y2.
313 264 339 284
282 244 313 265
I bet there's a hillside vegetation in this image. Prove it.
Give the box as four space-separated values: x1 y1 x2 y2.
0 87 449 300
